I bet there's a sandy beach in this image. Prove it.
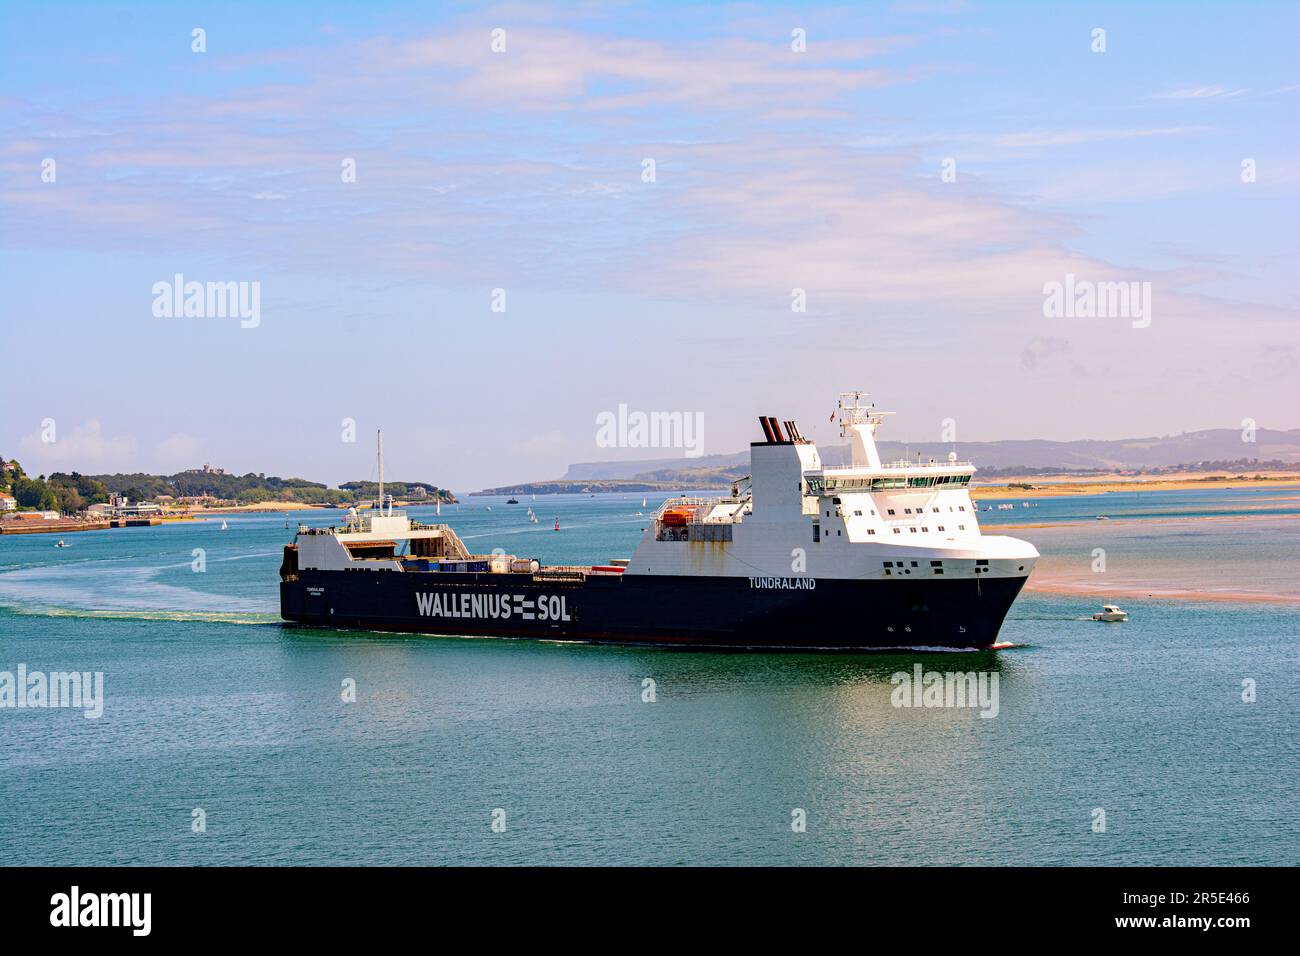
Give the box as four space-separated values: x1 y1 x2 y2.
1017 511 1300 606
1024 578 1300 605
972 474 1300 499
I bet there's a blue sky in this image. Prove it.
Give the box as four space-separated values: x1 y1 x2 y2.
1 1 1297 490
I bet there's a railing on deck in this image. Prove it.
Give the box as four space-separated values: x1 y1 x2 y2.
653 495 747 541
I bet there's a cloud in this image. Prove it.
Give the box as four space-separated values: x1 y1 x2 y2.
1020 337 1070 370
1149 86 1248 100
156 433 204 468
16 420 138 472
0 14 1290 346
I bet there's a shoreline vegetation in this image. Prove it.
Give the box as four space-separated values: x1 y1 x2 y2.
0 455 457 533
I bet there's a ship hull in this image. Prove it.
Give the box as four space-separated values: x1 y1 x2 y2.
280 569 1028 651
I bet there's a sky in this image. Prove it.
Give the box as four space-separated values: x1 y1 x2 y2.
1 0 1297 491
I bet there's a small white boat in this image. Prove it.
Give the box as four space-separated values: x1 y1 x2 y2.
1095 515 1109 521
1092 604 1129 623
642 497 647 508
55 539 68 548
220 520 228 530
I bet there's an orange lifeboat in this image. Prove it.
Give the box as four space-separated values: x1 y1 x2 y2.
660 507 695 527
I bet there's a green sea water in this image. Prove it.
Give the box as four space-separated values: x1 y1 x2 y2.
0 491 1296 865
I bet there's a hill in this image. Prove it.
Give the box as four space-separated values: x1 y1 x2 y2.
479 427 1300 494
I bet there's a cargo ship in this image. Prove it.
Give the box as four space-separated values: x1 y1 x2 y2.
279 393 1039 650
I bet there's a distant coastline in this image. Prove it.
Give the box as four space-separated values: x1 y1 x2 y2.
971 472 1300 499
476 471 1300 498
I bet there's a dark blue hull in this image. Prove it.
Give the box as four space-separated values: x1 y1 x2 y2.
280 568 1028 650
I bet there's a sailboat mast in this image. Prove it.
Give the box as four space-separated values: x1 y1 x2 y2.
377 429 384 515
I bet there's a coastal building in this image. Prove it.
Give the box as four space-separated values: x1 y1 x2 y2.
0 492 15 511
103 493 162 518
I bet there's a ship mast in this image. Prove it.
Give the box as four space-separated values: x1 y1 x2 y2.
837 390 893 469
377 429 384 516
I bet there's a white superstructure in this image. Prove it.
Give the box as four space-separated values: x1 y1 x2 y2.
626 392 1039 582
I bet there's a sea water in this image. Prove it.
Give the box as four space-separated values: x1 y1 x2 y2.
0 491 1296 865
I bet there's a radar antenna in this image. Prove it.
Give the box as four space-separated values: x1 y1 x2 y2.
837 390 894 438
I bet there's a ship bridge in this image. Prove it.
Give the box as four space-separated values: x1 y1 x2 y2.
808 460 974 496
